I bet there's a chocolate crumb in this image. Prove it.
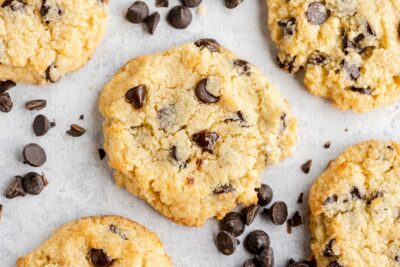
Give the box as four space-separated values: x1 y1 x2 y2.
324 142 331 149
301 160 312 174
297 192 304 204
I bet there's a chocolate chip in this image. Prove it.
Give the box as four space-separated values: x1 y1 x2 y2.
33 114 52 136
194 38 220 53
297 192 304 204
66 124 85 137
170 146 187 169
350 187 364 200
98 148 106 160
0 92 12 113
327 261 342 267
243 259 258 267
40 0 50 17
192 130 219 153
156 0 168 7
195 78 220 103
323 195 338 205
22 172 48 195
79 115 84 120
255 247 274 267
109 224 128 240
125 85 147 109
307 2 329 25
1 0 25 11
245 230 270 255
301 160 312 174
242 205 260 226
213 184 233 195
342 60 360 81
350 86 371 95
323 239 336 257
343 34 366 54
0 204 2 222
23 143 46 167
181 0 202 8
366 22 375 36
225 0 243 9
278 18 296 36
144 12 160 35
288 211 302 227
234 59 251 75
89 248 114 267
268 201 288 225
277 56 296 73
224 111 246 124
40 0 63 23
0 80 16 93
395 255 400 262
126 1 149 23
256 184 273 206
26 100 46 111
45 64 58 83
367 191 383 204
220 212 245 237
307 52 328 65
216 231 237 255
167 5 192 29
5 176 26 199
324 142 331 149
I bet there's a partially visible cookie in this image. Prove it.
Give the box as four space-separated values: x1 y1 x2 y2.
267 0 400 112
0 0 109 84
309 141 400 266
99 39 297 226
17 215 172 267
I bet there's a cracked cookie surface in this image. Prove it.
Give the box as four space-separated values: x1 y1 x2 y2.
267 0 400 112
0 0 108 84
309 141 400 266
17 215 172 267
99 40 297 226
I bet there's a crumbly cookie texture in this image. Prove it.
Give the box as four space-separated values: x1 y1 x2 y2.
309 141 400 267
0 0 108 84
99 40 297 226
267 0 400 112
17 216 172 267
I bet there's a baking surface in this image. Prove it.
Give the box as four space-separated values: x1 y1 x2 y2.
1 1 400 266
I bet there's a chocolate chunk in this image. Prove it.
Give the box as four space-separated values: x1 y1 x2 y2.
342 60 360 80
255 247 274 267
170 146 187 169
288 211 302 227
1 0 25 11
323 195 338 205
26 100 46 111
234 59 251 75
98 148 106 160
267 201 288 225
225 0 243 9
277 56 296 73
22 172 48 195
89 248 114 267
79 115 84 120
67 124 86 137
323 239 336 257
5 176 26 199
40 0 63 23
307 2 329 25
0 80 16 93
216 231 237 255
242 205 260 226
213 184 233 195
245 230 270 255
220 212 245 237
167 5 192 29
324 142 331 149
243 259 258 267
278 18 296 36
125 85 147 109
40 0 50 17
194 38 220 53
109 224 128 240
192 130 219 152
0 93 13 113
33 114 52 136
350 187 364 200
195 78 220 103
350 86 372 95
23 143 46 167
307 52 328 65
327 261 342 267
297 192 304 204
156 0 168 7
301 160 312 174
126 1 149 23
256 184 273 206
144 12 160 35
181 0 202 8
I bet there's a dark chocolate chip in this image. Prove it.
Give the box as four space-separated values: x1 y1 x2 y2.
277 56 296 73
0 80 16 93
220 212 245 237
167 5 192 29
67 124 86 137
233 59 251 75
33 114 51 136
45 64 58 83
242 205 260 226
170 146 187 169
307 52 328 65
342 60 360 80
0 93 13 113
323 195 338 205
89 248 114 267
40 0 63 23
23 143 46 167
126 1 149 23
255 247 274 267
5 176 26 199
256 184 273 206
144 12 160 35
156 0 168 7
79 115 84 120
216 231 237 255
327 261 342 267
350 86 372 95
395 255 400 262
26 100 46 111
324 142 331 149
109 224 128 240
278 18 296 36
1 0 25 11
194 38 220 53
125 85 147 109
366 22 375 36
195 78 220 104
307 2 329 25
350 187 364 200
243 259 258 267
297 192 304 204
288 211 302 227
213 184 233 195
224 111 246 124
323 239 336 257
367 191 383 204
192 130 219 153
245 230 270 255
225 0 243 9
181 0 202 8
268 201 288 225
301 160 312 174
22 172 48 195
98 148 106 160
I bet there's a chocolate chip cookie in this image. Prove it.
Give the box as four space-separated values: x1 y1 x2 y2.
267 0 400 112
309 141 400 266
0 0 109 84
99 39 297 226
17 216 172 266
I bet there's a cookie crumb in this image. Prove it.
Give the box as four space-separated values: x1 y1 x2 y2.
197 4 206 15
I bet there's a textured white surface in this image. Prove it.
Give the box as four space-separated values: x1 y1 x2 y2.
1 1 400 266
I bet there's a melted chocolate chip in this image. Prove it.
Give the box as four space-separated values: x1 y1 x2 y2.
144 12 160 35
213 184 233 195
170 146 187 169
366 22 376 36
195 78 220 103
350 86 372 95
242 205 260 226
194 38 220 53
323 239 336 257
0 93 12 113
5 176 26 199
224 111 246 124
40 0 63 23
278 18 296 36
277 56 296 73
1 0 25 11
22 172 48 195
342 60 360 80
323 195 338 205
89 248 114 267
307 2 329 25
288 211 302 227
350 187 364 200
125 85 147 109
216 231 237 255
126 1 149 24
256 184 273 206
0 80 16 93
245 230 270 255
233 59 251 75
23 143 47 167
324 142 331 149
307 52 328 65
192 130 219 152
167 5 192 29
220 212 245 237
367 191 384 204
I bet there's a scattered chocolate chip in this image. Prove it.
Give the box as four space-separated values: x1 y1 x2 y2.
167 5 192 29
0 80 16 93
126 1 149 24
79 114 84 120
267 201 288 225
5 176 26 199
234 59 251 75
245 230 270 255
288 211 302 227
156 0 168 7
323 195 338 205
216 231 237 255
324 142 331 149
327 260 342 267
67 124 86 137
194 38 220 53
255 247 274 267
33 114 52 136
0 204 2 222
125 85 147 109
220 212 245 237
256 184 273 206
26 100 46 111
213 184 233 195
366 22 375 36
144 12 160 35
0 92 13 113
307 2 329 25
350 86 372 95
109 224 128 240
289 260 316 267
181 0 202 8
307 52 328 65
225 0 243 9
23 143 46 167
350 187 364 200
297 192 304 204
242 205 260 226
323 239 336 257
22 172 48 195
195 78 220 103
98 148 106 160
287 220 292 234
301 160 312 174
193 130 219 153
277 56 296 73
1 0 25 11
89 248 114 267
278 18 296 36
342 60 360 81
243 259 258 267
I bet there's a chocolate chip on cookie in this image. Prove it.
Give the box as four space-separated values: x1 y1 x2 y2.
144 12 160 35
225 0 243 9
277 56 296 73
1 0 26 11
242 205 260 226
0 92 13 113
342 60 360 81
350 187 364 200
126 1 149 24
278 18 296 37
181 0 202 8
125 85 147 109
323 195 338 206
307 52 328 65
23 143 47 167
0 80 16 93
22 172 48 195
216 231 237 255
323 239 336 257
192 130 219 152
307 2 329 25
233 59 251 76
5 176 26 199
170 146 188 169
195 78 220 103
350 86 372 95
109 224 128 240
194 38 220 53
245 230 270 255
67 124 86 137
327 260 342 267
220 212 245 237
89 248 114 267
167 5 192 29
26 100 46 111
256 184 273 206
213 184 233 195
